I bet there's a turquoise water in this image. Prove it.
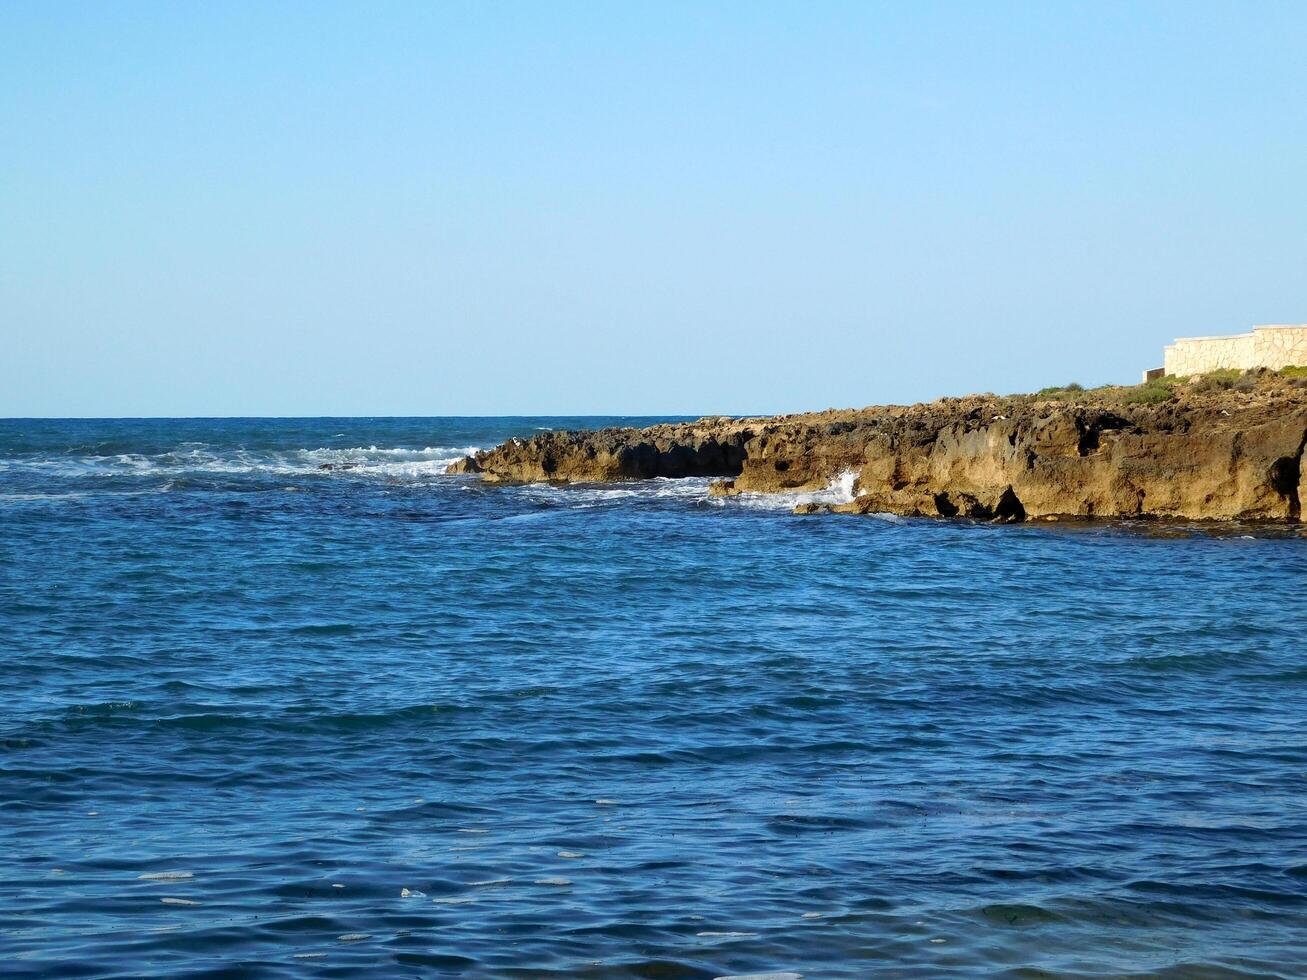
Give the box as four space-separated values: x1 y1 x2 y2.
3 417 1306 978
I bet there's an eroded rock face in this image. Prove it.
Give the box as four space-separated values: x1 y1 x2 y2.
447 377 1307 522
450 422 755 484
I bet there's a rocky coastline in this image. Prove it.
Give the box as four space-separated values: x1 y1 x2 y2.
447 372 1307 522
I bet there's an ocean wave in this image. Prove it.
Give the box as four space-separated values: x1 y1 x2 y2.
503 471 865 513
0 487 176 506
512 477 716 508
0 491 92 502
0 446 482 482
708 470 860 511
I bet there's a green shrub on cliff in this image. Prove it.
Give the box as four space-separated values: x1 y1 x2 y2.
1188 373 1236 394
1280 365 1307 378
1121 383 1176 404
1036 382 1086 400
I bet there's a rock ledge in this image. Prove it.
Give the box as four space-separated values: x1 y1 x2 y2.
447 374 1307 522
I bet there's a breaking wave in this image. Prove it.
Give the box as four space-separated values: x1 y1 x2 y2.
503 470 863 514
708 469 860 511
1 446 481 483
511 477 715 509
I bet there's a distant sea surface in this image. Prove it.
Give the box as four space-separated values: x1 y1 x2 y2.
3 417 1307 979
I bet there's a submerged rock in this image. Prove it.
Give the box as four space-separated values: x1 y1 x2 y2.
448 374 1307 522
792 502 827 515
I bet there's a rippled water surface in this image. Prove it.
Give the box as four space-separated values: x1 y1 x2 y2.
3 417 1307 978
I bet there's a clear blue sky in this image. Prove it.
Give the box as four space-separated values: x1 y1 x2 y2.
3 2 1305 417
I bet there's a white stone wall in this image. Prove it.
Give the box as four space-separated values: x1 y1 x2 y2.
1252 326 1307 369
1163 325 1307 376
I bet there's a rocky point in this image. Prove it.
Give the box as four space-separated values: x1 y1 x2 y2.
447 372 1307 522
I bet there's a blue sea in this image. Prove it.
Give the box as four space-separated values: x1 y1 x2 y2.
3 417 1307 979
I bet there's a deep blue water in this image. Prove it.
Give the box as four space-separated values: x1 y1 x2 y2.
3 417 1307 979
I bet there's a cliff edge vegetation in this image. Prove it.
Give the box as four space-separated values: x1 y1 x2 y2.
448 369 1307 522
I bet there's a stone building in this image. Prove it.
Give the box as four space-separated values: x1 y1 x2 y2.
1143 325 1307 381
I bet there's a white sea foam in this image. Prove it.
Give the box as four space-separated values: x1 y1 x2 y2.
707 469 860 512
513 477 715 509
4 446 482 483
0 491 90 503
293 446 483 480
697 930 758 938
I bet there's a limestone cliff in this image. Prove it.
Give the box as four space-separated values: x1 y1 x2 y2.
447 373 1307 522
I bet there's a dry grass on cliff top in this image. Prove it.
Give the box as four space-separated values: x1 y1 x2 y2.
1025 366 1307 408
733 367 1307 431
